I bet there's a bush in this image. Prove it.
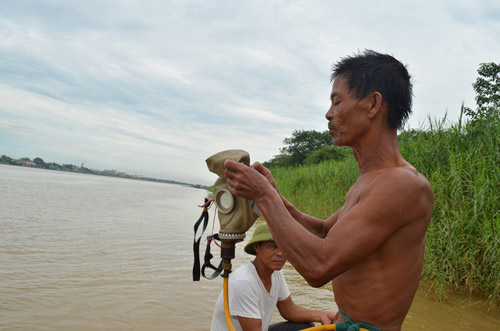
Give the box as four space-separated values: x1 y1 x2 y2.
304 145 348 165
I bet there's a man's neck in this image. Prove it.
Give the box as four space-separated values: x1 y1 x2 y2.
351 128 404 175
251 260 273 291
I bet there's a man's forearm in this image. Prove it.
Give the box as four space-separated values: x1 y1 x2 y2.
280 303 329 324
255 191 326 279
281 193 326 237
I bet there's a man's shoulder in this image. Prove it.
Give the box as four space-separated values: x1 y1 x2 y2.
369 164 434 219
231 262 259 282
232 262 253 274
362 165 433 214
373 164 431 193
229 267 259 296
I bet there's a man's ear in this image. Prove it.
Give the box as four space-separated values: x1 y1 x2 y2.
253 243 260 254
367 91 383 119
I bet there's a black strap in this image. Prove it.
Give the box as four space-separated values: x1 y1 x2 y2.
193 198 211 281
201 234 223 280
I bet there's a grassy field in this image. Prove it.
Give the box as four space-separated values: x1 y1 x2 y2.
270 110 500 306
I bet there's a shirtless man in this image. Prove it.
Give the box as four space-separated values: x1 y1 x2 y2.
223 50 434 331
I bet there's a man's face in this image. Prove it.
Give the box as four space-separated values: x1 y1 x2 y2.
254 241 286 271
325 75 371 147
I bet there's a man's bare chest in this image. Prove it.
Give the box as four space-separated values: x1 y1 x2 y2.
337 176 377 220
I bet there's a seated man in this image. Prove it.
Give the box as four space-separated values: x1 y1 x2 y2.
211 220 335 331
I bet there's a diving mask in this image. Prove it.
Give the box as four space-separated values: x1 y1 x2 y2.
206 149 260 240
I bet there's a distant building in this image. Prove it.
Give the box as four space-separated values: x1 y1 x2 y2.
20 160 41 168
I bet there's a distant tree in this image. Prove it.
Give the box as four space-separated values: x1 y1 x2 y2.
33 157 46 168
61 164 77 172
45 162 60 170
304 145 348 165
262 154 292 168
464 62 500 120
278 130 333 166
1 155 15 165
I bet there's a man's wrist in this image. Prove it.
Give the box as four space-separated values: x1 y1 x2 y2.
254 186 280 207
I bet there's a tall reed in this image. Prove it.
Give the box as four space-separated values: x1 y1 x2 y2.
271 109 500 306
272 153 357 219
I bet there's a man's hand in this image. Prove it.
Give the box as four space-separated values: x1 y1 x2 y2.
277 296 337 326
319 311 337 325
224 159 274 204
251 162 278 191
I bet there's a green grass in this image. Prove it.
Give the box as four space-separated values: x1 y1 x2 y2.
272 153 357 219
270 109 500 306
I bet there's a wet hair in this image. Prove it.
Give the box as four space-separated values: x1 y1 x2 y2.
331 49 413 130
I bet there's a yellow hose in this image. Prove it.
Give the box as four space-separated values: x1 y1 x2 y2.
301 325 369 331
301 325 337 330
223 276 236 331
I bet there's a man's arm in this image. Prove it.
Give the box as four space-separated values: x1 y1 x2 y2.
226 277 264 331
284 201 340 238
251 162 335 237
225 160 433 287
277 296 336 325
236 316 261 331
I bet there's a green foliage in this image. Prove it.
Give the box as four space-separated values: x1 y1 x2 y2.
272 153 357 219
1 155 15 165
262 153 291 168
402 111 499 305
464 62 500 121
265 129 340 167
304 145 349 165
33 157 46 168
61 164 77 171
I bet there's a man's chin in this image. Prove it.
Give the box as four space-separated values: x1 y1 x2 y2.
272 262 285 269
332 137 346 147
328 134 341 146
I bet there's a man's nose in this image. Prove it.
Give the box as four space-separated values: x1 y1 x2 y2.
326 105 333 120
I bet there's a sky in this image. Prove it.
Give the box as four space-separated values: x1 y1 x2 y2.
1 0 499 185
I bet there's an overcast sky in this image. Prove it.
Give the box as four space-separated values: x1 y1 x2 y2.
1 0 499 185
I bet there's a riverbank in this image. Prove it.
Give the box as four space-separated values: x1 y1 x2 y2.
0 154 197 187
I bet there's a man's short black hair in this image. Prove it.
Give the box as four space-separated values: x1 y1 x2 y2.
331 50 413 130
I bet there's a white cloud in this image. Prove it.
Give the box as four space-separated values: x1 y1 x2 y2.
1 0 499 184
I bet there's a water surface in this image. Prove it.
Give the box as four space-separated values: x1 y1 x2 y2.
0 165 498 330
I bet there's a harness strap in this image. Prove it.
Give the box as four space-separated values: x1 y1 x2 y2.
193 198 211 281
201 234 223 279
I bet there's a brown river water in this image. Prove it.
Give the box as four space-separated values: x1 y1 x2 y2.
1 165 498 330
